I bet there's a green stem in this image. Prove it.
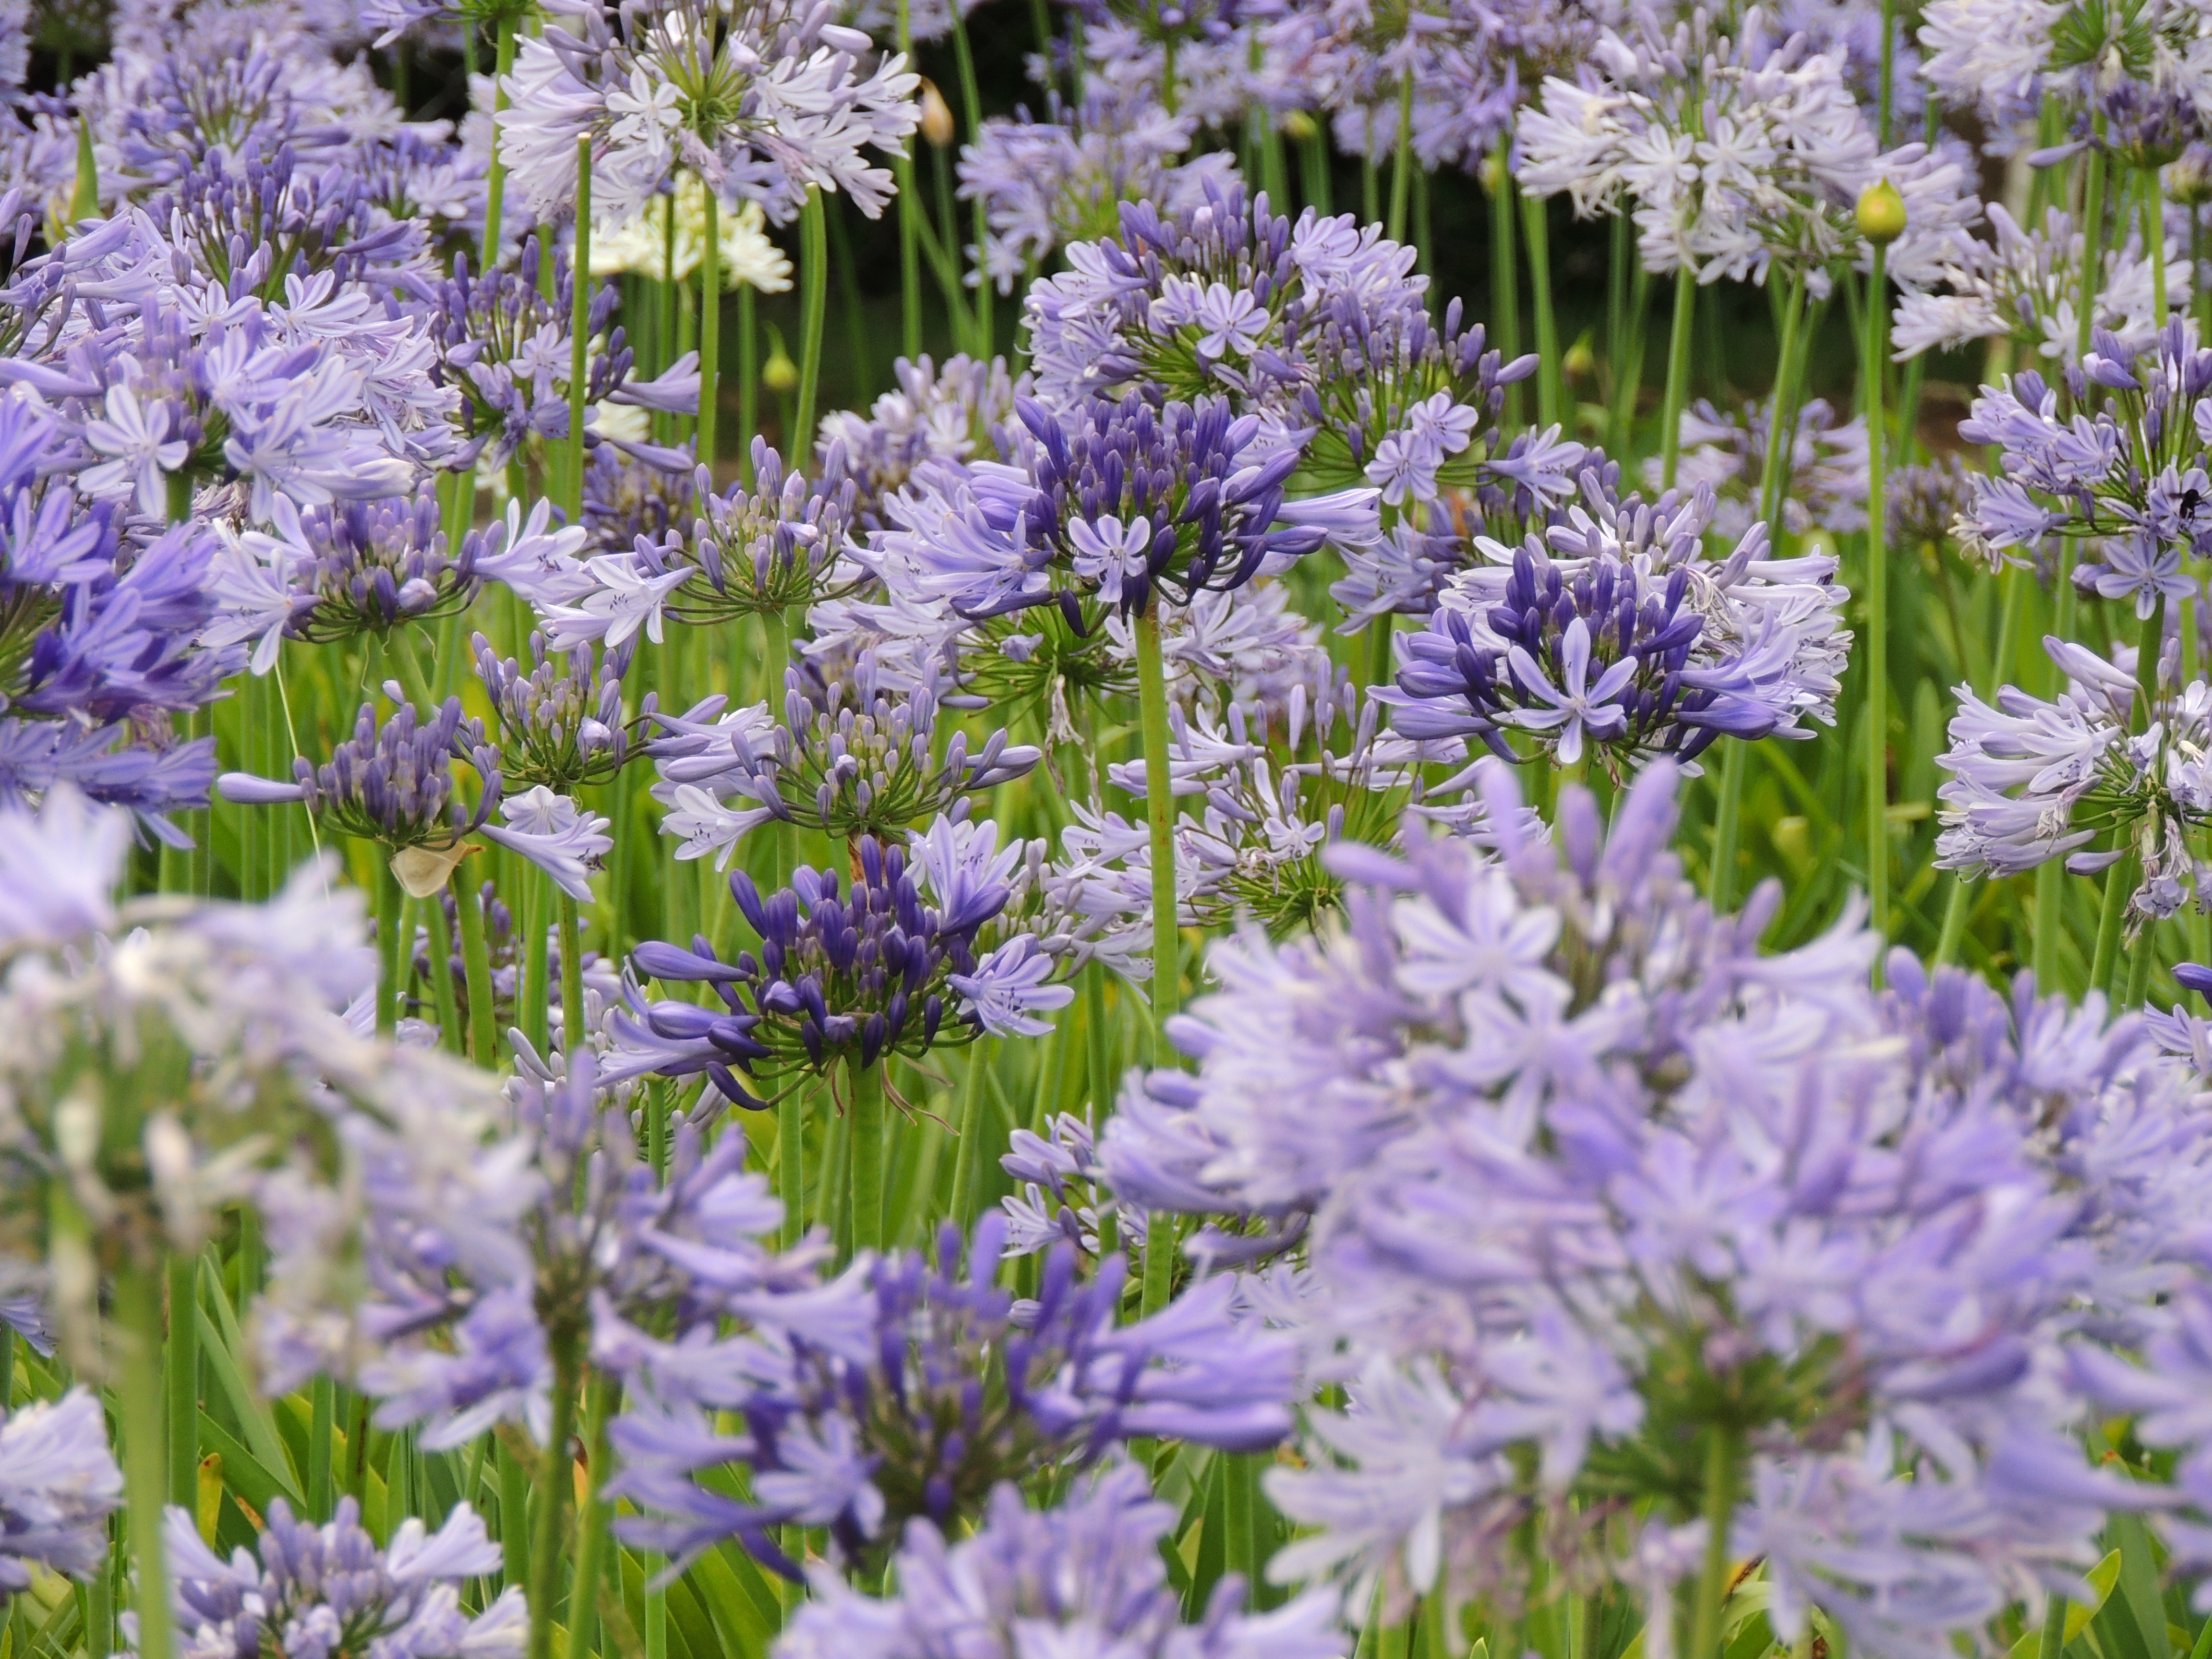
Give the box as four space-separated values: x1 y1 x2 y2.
2126 912 2158 1008
2146 166 2168 321
1710 740 1748 913
778 1081 806 1250
166 1252 198 1504
567 136 592 522
376 857 404 1039
309 1376 334 1520
1864 241 1891 969
2091 839 2135 997
454 869 498 1067
1132 606 1181 1045
557 893 586 1058
952 1038 992 1230
700 179 721 471
1386 73 1414 245
1301 124 1332 217
1659 268 1696 488
795 191 829 464
2079 132 2109 362
1610 261 1650 457
950 12 992 352
566 1377 619 1659
848 1054 887 1256
113 1260 175 1659
524 867 552 1058
524 1336 581 1659
428 887 464 1057
1755 269 1808 528
1683 1425 1744 1659
1523 188 1561 431
481 13 517 270
1489 140 1521 429
498 1435 531 1592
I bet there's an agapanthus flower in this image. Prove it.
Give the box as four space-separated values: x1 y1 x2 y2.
1377 472 1850 774
1515 9 1976 289
1958 321 2212 610
647 654 1038 863
1020 181 1427 418
958 84 1240 293
605 1213 1297 1575
468 630 649 791
649 439 864 624
819 352 1022 526
876 391 1376 622
212 493 482 650
609 815 1073 1085
0 1390 122 1593
498 0 920 229
414 235 697 477
1894 205 2173 361
1935 631 2212 924
1655 395 1871 540
162 1498 526 1659
999 1109 1149 1260
0 400 224 833
1094 760 2148 1635
778 1462 1346 1659
1103 682 1472 936
218 697 493 853
590 173 794 293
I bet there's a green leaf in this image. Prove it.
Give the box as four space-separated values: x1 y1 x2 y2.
2009 1551 2125 1659
197 1413 304 1517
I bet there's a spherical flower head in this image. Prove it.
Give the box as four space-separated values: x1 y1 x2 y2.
678 440 863 623
165 1495 524 1659
470 630 644 792
780 1462 1346 1659
1378 473 1850 777
0 1390 122 1591
271 494 481 645
605 1214 1296 1580
886 390 1374 623
220 697 491 852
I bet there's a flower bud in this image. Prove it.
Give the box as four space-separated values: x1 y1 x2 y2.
919 81 955 149
1279 108 1317 142
1856 178 1907 245
764 339 799 394
2173 145 2212 206
1563 334 1596 382
1480 150 1508 198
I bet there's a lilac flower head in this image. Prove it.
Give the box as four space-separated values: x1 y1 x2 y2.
0 1390 122 1593
1894 206 2172 364
957 85 1240 295
1936 632 2212 926
243 494 482 647
606 1215 1297 1576
1022 181 1426 416
1377 473 1850 774
610 823 1043 1084
218 697 494 852
646 655 1038 863
878 391 1376 622
1095 761 2121 1627
497 0 920 229
161 1497 525 1659
778 1462 1346 1659
817 353 1022 525
668 438 862 624
469 631 649 792
1656 395 1871 541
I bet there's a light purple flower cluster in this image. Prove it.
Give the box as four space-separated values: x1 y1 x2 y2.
1935 632 2212 924
778 1462 1346 1659
1096 760 2180 1639
875 391 1376 622
0 1390 122 1595
647 653 1038 861
163 1498 525 1659
1959 322 2212 619
609 815 1072 1084
0 399 224 834
1377 473 1849 774
605 1212 1297 1576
